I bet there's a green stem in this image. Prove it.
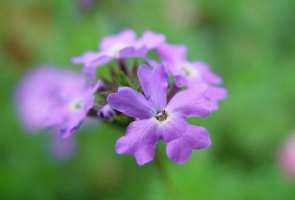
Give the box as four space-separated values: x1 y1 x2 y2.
154 150 181 199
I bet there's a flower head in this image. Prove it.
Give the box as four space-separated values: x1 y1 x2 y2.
107 64 213 165
15 66 99 137
157 43 227 110
72 29 165 82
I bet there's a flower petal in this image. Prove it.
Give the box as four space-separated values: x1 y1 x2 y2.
166 124 211 164
71 51 100 65
107 87 155 119
115 119 160 165
157 43 187 66
137 64 168 110
166 82 213 118
99 29 136 51
136 30 166 49
118 46 148 58
205 85 227 111
174 75 186 87
80 54 111 83
159 117 188 143
72 50 111 83
167 139 192 164
193 61 223 85
185 125 211 149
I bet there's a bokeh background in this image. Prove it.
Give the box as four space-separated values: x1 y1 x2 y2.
1 0 295 199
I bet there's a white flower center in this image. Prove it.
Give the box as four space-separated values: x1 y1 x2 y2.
109 43 126 56
181 64 199 77
69 98 84 112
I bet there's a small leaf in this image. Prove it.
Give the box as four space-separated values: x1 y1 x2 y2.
117 58 129 76
118 71 132 87
113 115 134 124
98 76 118 92
110 66 119 83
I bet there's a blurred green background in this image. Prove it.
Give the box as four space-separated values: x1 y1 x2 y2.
1 0 295 199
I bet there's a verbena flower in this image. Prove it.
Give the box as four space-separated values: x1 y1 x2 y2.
15 66 100 137
107 64 213 165
157 43 227 110
97 104 116 120
72 29 165 82
15 29 227 165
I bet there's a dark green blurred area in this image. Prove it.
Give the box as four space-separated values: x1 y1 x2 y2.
1 0 295 199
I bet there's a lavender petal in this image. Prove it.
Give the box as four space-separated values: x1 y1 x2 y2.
115 119 159 165
99 29 136 51
137 64 168 110
107 87 155 119
166 82 213 118
166 124 211 164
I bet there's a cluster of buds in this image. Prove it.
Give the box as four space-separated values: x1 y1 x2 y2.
15 29 227 165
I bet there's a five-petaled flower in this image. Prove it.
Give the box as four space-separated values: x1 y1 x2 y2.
157 43 227 110
107 64 213 165
15 66 100 138
72 29 165 82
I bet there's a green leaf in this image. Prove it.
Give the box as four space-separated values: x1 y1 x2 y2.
118 71 132 87
113 115 134 125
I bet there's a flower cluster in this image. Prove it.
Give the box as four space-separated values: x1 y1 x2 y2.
15 29 227 165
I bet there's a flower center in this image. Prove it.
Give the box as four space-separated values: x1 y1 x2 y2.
181 67 191 76
181 64 199 77
69 98 84 112
109 43 125 56
155 110 167 121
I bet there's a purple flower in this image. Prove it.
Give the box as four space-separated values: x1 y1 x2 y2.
97 104 116 120
107 64 212 165
15 66 100 137
157 43 227 110
72 29 165 82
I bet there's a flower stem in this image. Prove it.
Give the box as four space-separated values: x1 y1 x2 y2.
154 149 181 199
